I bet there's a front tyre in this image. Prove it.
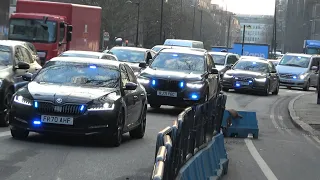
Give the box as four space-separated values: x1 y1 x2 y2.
130 107 147 139
0 89 14 127
303 79 310 91
11 128 29 140
263 82 270 96
110 110 125 147
272 82 279 95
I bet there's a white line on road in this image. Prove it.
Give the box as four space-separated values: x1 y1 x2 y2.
245 139 278 180
0 131 10 137
278 116 294 136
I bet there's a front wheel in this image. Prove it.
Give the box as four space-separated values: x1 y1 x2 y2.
303 80 310 91
11 128 29 140
1 89 14 127
263 82 270 96
272 82 279 95
109 110 124 147
130 107 147 139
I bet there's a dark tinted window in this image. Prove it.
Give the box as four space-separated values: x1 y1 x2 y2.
0 45 11 66
120 65 130 87
210 54 226 65
109 48 145 63
20 46 33 63
227 55 238 64
34 61 120 88
233 60 269 73
150 52 205 72
25 43 37 55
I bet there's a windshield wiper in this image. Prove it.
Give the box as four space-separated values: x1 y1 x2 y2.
281 63 303 67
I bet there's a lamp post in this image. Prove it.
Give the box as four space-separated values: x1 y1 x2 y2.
200 9 203 41
192 5 196 39
159 0 169 43
126 1 140 47
241 25 251 55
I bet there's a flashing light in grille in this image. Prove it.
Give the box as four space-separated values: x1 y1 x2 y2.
34 101 38 108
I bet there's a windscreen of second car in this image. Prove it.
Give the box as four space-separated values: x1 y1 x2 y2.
233 60 269 73
151 46 163 52
59 53 99 59
210 54 226 65
109 49 145 63
9 19 57 43
34 61 120 88
278 55 310 68
149 52 205 72
0 45 11 66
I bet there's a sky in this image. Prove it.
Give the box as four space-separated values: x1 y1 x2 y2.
212 0 276 15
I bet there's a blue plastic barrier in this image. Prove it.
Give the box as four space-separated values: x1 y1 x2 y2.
221 110 259 138
176 133 229 180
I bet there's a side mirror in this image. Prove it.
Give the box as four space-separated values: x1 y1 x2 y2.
16 62 30 69
67 32 72 42
59 22 65 28
22 72 33 81
67 25 73 32
210 68 219 74
124 82 137 90
226 64 233 69
311 66 318 70
139 62 147 68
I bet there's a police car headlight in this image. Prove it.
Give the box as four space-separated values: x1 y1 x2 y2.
88 102 115 111
137 77 150 84
186 82 204 89
13 95 32 106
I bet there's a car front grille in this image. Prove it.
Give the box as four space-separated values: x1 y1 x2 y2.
279 73 296 79
36 102 85 115
154 79 182 92
235 76 253 81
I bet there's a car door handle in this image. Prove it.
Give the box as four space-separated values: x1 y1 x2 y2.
140 93 145 96
133 95 139 100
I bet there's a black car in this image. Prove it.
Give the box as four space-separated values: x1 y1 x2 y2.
221 59 279 96
107 47 156 75
9 57 147 147
137 48 219 108
0 40 42 126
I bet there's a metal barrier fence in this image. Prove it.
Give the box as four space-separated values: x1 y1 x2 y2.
151 93 227 180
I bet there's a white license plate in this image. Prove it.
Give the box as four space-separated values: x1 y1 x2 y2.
157 91 177 97
41 115 74 125
237 81 249 85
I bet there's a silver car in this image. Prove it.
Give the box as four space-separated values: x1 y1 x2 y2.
208 52 240 78
276 53 319 91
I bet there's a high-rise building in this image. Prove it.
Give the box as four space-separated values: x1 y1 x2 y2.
236 15 274 46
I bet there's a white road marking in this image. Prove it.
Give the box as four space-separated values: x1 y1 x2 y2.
269 115 284 134
0 131 10 137
245 139 278 180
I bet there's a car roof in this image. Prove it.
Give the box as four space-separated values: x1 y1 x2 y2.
0 40 29 47
110 46 148 52
285 53 313 58
159 48 206 56
239 58 270 64
208 52 230 55
49 57 122 67
61 50 105 56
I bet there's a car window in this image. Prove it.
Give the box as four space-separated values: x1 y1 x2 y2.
279 55 311 68
207 54 215 70
25 43 37 55
120 65 130 88
59 24 65 42
227 55 238 65
233 60 269 73
270 62 277 72
0 45 11 66
59 53 99 59
34 61 120 88
210 54 226 65
14 46 25 64
109 49 146 63
20 46 33 63
124 64 137 83
150 52 205 72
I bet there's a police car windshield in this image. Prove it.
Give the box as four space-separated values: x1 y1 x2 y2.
233 60 269 73
150 52 205 72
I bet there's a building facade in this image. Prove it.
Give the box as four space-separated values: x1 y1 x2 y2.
236 15 274 46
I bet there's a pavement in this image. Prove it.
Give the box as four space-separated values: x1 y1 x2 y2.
0 88 320 179
288 92 320 137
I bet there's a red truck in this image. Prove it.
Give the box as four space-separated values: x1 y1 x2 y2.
8 0 101 64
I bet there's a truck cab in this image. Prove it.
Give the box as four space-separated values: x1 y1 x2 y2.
8 13 72 65
303 40 320 55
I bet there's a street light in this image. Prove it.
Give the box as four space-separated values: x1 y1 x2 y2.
241 25 251 55
191 4 200 40
126 0 140 47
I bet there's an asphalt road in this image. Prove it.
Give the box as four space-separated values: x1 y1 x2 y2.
0 87 319 180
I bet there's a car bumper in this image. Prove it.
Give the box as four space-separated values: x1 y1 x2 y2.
279 78 306 88
142 85 205 107
9 103 118 136
221 78 267 91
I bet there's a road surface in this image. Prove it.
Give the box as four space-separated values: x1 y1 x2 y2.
0 88 319 180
